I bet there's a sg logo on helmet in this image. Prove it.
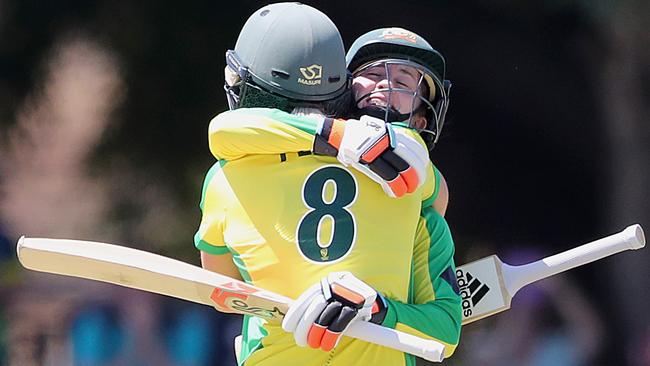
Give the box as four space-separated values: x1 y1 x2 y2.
298 64 323 86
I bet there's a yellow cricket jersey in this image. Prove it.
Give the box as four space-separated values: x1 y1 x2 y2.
195 109 461 365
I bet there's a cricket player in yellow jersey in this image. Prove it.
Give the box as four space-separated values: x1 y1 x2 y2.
195 4 461 365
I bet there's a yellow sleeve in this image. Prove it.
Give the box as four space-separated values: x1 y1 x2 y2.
421 163 437 207
208 108 320 160
193 161 229 255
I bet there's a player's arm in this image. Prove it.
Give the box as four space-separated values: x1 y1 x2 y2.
432 168 449 216
421 163 448 217
209 109 429 198
200 251 242 281
208 108 318 160
193 162 242 279
380 207 461 358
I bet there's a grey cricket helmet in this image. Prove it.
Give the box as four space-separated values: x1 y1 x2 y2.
225 2 351 113
346 27 451 148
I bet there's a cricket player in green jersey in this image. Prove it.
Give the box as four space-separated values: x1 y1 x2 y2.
195 3 461 365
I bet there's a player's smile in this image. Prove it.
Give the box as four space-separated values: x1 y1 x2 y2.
352 62 426 115
366 95 388 107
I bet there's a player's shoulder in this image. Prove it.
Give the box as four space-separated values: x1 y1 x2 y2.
202 160 227 186
199 160 227 210
210 107 272 124
210 107 310 124
209 108 277 136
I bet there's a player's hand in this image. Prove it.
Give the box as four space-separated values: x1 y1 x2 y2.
357 126 429 198
313 116 428 198
282 272 387 352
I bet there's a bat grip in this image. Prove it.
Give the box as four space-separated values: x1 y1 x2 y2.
504 224 645 296
345 321 445 362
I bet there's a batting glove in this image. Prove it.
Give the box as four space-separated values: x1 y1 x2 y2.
313 116 428 198
282 272 387 352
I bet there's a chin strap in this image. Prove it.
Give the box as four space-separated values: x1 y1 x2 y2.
353 105 406 123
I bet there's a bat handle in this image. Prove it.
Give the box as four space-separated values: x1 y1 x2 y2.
504 224 645 296
345 321 446 362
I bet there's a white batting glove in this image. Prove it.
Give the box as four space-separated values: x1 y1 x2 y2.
282 272 387 352
336 115 392 166
313 116 428 198
351 127 429 198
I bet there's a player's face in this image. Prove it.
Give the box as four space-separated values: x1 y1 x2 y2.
352 62 429 128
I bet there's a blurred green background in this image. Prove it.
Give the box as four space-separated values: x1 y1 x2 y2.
0 1 648 365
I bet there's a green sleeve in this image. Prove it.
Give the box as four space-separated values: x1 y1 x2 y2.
380 207 462 358
208 108 321 160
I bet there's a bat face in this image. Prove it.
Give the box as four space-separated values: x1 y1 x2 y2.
456 255 511 324
16 237 291 321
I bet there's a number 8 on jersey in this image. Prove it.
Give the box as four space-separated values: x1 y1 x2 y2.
296 166 358 263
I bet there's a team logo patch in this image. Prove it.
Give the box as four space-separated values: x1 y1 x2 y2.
298 64 323 85
381 28 418 43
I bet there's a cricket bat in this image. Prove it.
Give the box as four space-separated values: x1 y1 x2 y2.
16 236 446 362
15 224 645 359
457 224 645 324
